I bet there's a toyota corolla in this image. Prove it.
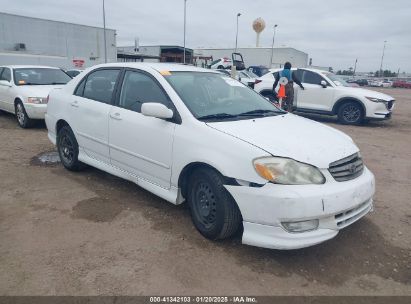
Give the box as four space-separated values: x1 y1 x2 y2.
45 63 375 250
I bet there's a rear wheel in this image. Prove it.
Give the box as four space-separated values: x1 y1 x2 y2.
337 101 364 125
187 168 242 240
217 65 224 69
15 101 34 128
57 125 86 171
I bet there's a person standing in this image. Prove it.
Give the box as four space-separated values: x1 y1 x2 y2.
272 62 304 112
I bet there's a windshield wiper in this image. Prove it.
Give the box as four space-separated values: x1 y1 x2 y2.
197 113 238 121
238 109 283 117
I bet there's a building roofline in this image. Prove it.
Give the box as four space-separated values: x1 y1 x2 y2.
0 11 116 32
194 46 307 55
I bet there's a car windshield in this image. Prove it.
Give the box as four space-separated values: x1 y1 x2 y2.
241 70 258 78
164 72 285 121
14 68 72 86
324 73 350 87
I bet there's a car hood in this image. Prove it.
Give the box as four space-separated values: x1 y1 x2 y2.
207 114 358 169
16 85 64 98
336 86 394 100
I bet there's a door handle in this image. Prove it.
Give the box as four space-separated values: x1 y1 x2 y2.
110 112 122 120
71 101 79 108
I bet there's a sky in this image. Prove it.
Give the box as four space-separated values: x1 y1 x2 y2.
1 0 410 72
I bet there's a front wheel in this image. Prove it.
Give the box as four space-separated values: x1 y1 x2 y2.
57 125 86 171
15 101 34 128
337 101 364 125
187 168 242 240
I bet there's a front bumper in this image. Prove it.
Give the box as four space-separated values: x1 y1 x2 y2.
225 167 375 250
365 100 394 120
24 103 47 119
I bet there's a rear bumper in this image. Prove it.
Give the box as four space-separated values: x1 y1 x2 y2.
24 103 47 119
225 167 375 250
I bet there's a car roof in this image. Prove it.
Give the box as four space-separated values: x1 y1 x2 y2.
2 65 62 69
89 62 219 74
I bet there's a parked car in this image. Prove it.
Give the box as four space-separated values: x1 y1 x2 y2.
369 79 392 87
392 79 411 88
355 79 369 86
0 65 72 128
65 69 83 78
345 80 360 88
254 68 395 124
208 58 232 69
45 62 375 250
238 70 258 88
247 65 269 77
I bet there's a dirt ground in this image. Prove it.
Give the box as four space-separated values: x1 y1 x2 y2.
0 88 410 296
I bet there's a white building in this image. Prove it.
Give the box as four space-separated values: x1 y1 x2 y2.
194 47 309 68
0 12 117 69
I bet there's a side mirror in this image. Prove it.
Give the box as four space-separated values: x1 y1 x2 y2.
0 80 12 87
320 80 328 88
141 103 173 119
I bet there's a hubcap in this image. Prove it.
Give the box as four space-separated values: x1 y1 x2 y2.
343 105 360 122
194 182 217 227
16 104 25 125
59 134 75 164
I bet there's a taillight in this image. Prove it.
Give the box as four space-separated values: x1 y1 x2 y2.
223 58 230 63
254 79 262 85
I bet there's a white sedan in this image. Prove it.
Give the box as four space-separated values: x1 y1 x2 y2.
45 63 375 250
0 65 71 128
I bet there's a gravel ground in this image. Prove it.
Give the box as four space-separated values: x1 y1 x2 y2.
0 88 410 296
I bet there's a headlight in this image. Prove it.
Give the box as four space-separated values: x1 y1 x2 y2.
253 157 325 185
27 97 47 104
365 96 386 103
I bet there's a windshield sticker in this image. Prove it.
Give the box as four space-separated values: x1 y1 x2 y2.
160 70 172 76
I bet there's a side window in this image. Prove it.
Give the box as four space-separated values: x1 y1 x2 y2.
273 72 279 79
1 68 12 82
0 68 4 79
119 71 169 113
83 69 120 103
294 69 303 81
74 78 86 96
302 70 323 85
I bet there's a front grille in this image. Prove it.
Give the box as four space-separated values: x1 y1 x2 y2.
386 100 394 110
329 153 364 182
335 199 373 229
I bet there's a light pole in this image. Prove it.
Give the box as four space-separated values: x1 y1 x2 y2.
102 0 107 63
353 58 358 76
183 0 187 64
235 13 241 52
269 24 278 68
379 40 387 77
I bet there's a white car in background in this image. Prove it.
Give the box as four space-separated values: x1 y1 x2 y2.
0 65 71 128
45 62 375 250
208 57 232 69
254 68 395 124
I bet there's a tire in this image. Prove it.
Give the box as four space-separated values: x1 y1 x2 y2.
57 125 86 171
337 101 364 125
217 65 224 69
187 167 242 240
15 101 34 128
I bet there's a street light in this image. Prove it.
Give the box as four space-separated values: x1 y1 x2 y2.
102 0 107 63
183 0 187 64
269 24 278 68
379 40 387 77
235 13 241 52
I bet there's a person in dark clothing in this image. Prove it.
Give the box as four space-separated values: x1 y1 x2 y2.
272 62 304 112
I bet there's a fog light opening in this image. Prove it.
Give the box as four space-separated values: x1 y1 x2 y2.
282 219 319 233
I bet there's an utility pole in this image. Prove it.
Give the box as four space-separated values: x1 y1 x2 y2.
269 24 278 68
183 0 187 64
235 13 241 52
102 0 107 63
379 40 387 77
